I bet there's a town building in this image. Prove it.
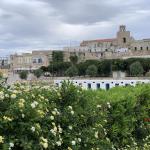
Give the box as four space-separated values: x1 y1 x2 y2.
10 25 150 72
0 57 10 77
10 50 53 73
64 25 150 60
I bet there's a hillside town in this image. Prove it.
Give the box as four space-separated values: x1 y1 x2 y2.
1 25 150 88
1 0 150 149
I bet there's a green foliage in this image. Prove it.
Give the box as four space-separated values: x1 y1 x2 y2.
70 55 78 64
52 51 64 62
40 58 150 77
112 59 127 71
0 72 3 79
33 69 43 78
130 61 144 77
0 83 150 149
65 65 78 77
98 60 112 77
86 65 98 77
48 62 71 76
19 71 28 80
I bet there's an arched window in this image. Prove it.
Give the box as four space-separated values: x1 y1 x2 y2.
135 47 137 51
140 47 143 50
123 37 126 43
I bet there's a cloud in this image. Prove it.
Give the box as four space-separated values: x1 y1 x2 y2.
0 0 150 56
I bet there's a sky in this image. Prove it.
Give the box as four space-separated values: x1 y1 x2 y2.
0 0 150 56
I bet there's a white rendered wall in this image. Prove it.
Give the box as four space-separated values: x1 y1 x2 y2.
54 79 150 90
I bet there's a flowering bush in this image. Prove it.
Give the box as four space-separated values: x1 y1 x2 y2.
0 82 150 150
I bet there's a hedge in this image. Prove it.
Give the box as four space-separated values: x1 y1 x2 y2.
0 82 150 149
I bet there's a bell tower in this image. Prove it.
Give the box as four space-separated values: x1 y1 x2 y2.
117 25 132 48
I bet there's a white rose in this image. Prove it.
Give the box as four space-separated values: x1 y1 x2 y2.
71 140 76 145
50 116 54 120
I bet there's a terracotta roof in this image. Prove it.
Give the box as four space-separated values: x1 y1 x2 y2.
80 38 116 46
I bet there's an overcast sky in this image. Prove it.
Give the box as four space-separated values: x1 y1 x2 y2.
0 0 150 56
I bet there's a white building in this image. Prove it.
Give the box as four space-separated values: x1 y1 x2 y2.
54 79 150 90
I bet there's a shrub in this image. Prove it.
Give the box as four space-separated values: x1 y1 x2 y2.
130 61 144 76
65 65 78 77
19 71 28 80
0 82 150 149
33 69 43 78
86 65 98 77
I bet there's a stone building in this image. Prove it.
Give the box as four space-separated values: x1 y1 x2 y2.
65 25 150 54
10 51 53 73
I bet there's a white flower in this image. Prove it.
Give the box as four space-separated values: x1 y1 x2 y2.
68 106 73 110
0 136 4 143
52 111 56 115
107 102 111 108
31 126 35 132
5 94 9 98
42 142 48 149
71 140 76 145
50 116 54 120
78 138 81 142
11 94 16 99
56 141 62 146
40 137 48 149
95 131 99 139
68 126 73 130
31 101 38 108
54 108 58 112
21 114 25 118
97 105 101 108
70 111 74 115
9 142 14 147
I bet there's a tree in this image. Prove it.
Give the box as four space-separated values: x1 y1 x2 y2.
65 65 78 77
98 60 112 77
86 65 98 77
19 71 28 80
130 61 144 77
33 69 43 78
70 55 78 64
52 51 64 62
0 72 3 79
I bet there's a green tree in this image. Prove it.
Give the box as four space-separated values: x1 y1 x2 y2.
33 69 43 78
130 61 144 76
52 51 64 62
98 60 112 77
65 65 78 77
0 72 3 79
86 65 98 77
19 71 28 80
70 55 78 64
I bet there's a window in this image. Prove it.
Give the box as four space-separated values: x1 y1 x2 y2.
105 49 108 52
96 83 100 89
134 47 137 51
38 58 42 63
33 59 36 63
125 83 129 86
115 83 119 86
123 37 126 43
79 83 82 86
147 47 149 50
140 47 143 50
88 83 91 89
106 83 110 90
